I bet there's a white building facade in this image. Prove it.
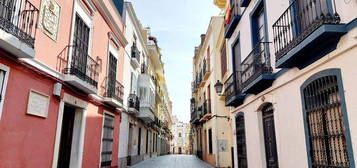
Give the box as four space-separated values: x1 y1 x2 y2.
219 0 357 168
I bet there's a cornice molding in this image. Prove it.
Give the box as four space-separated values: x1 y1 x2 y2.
93 0 128 47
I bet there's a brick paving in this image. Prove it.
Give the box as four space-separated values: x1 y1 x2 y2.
130 154 213 168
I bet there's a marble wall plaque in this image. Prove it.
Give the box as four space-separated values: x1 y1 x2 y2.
27 90 50 118
39 0 61 41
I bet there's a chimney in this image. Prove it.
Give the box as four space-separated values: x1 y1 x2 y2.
200 34 206 45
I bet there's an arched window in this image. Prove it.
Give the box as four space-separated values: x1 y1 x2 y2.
301 69 354 167
235 112 247 168
262 103 279 168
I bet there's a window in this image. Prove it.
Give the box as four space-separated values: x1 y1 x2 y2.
146 130 149 153
251 2 266 46
236 113 247 168
138 127 141 155
130 73 137 94
112 0 124 17
0 64 9 120
232 36 241 72
101 114 115 167
179 132 182 137
107 53 117 98
71 14 91 79
262 103 279 168
208 128 213 154
220 41 227 77
301 70 353 168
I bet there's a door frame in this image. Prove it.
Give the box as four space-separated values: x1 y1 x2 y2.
52 93 88 168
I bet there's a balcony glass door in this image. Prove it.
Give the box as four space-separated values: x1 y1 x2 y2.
107 53 117 98
72 14 90 76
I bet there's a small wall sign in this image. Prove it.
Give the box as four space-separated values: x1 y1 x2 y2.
27 90 50 118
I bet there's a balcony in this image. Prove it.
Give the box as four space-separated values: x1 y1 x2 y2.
241 42 275 94
127 93 140 115
202 59 211 80
102 77 124 108
224 71 245 107
198 70 205 88
152 117 162 131
131 42 140 69
224 1 242 38
0 0 38 58
191 81 198 93
199 99 212 122
137 69 156 123
190 106 201 124
61 45 99 94
273 0 345 69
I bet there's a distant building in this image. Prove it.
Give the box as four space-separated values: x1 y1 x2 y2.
171 116 191 154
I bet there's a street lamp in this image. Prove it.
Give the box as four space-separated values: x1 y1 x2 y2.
214 80 223 95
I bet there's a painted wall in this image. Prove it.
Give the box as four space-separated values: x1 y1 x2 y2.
0 55 60 168
229 17 357 168
0 0 126 167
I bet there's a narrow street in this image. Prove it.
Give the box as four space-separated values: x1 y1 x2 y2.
130 155 213 168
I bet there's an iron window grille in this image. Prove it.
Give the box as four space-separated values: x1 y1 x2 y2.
302 75 351 167
101 114 115 167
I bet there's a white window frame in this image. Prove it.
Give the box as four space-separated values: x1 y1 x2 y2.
0 63 10 120
68 0 93 68
99 111 115 168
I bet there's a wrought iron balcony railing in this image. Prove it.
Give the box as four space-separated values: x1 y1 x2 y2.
224 71 242 103
202 99 211 116
131 42 140 62
272 0 340 60
0 0 38 48
63 45 99 87
128 93 140 111
241 42 273 89
103 77 124 103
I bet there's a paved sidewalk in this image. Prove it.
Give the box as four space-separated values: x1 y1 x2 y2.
130 154 213 168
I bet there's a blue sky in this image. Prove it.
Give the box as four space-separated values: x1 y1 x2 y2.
129 0 220 123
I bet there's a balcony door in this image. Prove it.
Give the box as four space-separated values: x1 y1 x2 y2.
107 53 117 98
262 104 279 168
294 0 329 36
72 14 90 75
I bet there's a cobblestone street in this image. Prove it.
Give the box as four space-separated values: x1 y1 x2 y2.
130 155 213 168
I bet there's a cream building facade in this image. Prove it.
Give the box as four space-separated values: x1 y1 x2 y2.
190 16 234 168
215 0 357 168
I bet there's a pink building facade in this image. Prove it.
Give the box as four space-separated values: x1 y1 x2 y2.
0 0 127 167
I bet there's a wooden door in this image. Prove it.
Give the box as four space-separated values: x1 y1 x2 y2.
57 105 76 168
262 104 279 168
